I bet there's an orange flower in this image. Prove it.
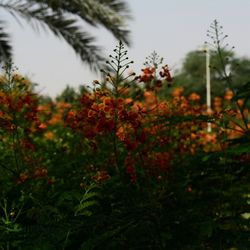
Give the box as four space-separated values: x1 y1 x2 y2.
124 98 133 105
237 99 244 107
37 104 51 115
157 102 169 114
188 92 201 101
87 109 96 118
57 101 72 109
44 131 54 140
224 90 234 100
172 87 184 97
213 97 222 109
16 172 29 184
190 133 197 140
38 123 47 130
92 170 111 182
144 91 157 105
139 67 155 82
32 167 48 179
142 67 155 75
67 110 76 118
201 132 217 143
48 114 62 125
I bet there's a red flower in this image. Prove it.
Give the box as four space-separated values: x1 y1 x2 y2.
160 65 173 83
124 139 139 151
138 67 155 83
96 118 115 133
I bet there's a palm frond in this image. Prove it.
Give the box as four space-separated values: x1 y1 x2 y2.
0 0 131 68
27 0 131 45
85 0 131 45
40 14 105 71
0 1 105 70
0 20 12 62
100 0 131 16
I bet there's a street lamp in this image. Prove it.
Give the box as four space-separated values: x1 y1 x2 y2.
205 45 212 132
198 45 212 132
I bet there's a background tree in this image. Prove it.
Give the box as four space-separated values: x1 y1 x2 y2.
0 0 131 70
161 49 250 101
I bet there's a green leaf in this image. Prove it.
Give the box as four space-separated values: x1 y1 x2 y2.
232 82 250 101
81 191 99 201
75 200 98 216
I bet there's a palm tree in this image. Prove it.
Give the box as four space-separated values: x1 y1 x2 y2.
0 0 131 71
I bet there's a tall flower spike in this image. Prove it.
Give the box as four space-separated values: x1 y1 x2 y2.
101 41 134 86
205 19 235 82
206 20 249 133
144 51 163 69
205 19 234 52
101 41 135 92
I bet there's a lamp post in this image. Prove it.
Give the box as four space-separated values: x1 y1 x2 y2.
205 45 212 132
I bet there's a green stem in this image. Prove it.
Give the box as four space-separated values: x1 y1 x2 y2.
112 42 123 175
215 26 249 133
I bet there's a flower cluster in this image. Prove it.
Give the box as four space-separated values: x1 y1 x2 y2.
1 46 249 188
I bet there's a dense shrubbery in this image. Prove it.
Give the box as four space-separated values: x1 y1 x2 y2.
0 36 249 249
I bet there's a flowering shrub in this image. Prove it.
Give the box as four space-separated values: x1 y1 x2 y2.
0 38 249 249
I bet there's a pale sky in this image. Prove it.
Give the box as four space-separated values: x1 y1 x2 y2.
1 0 250 97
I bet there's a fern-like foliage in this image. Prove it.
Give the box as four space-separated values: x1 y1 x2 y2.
74 184 100 217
